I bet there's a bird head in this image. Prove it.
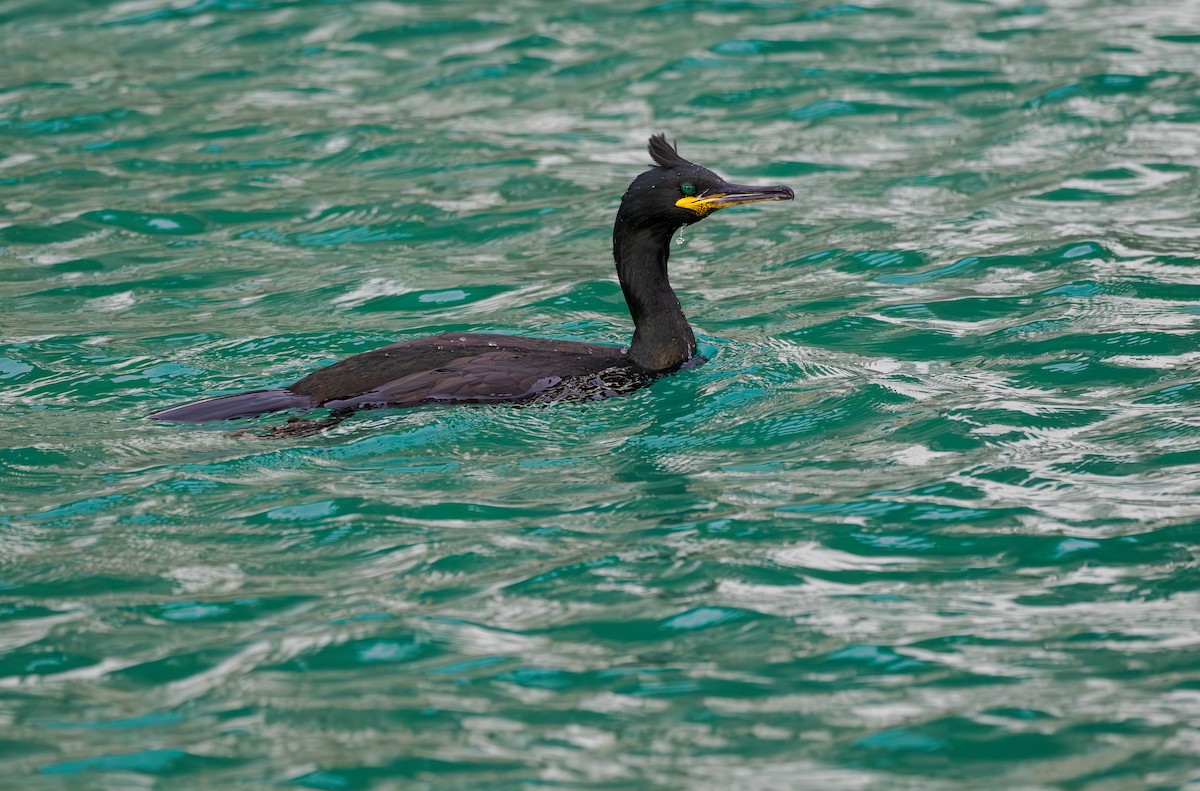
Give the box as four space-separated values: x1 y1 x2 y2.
617 134 794 233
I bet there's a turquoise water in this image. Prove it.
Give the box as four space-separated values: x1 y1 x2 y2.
4 0 1200 787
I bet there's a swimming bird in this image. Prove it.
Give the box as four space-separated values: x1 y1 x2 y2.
149 135 792 432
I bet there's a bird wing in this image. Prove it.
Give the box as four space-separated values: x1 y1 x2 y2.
320 350 563 410
288 332 609 404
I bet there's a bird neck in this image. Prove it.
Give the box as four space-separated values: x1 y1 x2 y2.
612 220 697 372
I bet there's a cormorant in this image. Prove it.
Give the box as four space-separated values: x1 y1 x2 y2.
149 135 793 431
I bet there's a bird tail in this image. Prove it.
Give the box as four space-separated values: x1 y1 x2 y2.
147 389 313 422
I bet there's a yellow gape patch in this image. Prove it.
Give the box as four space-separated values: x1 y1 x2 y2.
675 195 720 217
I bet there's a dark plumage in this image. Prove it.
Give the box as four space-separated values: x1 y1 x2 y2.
149 135 793 431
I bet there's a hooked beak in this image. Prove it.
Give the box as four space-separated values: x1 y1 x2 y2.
676 183 794 217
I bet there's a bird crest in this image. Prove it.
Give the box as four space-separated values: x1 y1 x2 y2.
648 134 690 169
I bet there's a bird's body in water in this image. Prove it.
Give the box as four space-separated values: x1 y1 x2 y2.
149 135 793 434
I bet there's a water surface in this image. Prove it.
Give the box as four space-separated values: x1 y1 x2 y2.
3 0 1200 788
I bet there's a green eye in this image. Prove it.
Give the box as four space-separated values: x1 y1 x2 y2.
680 183 695 196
